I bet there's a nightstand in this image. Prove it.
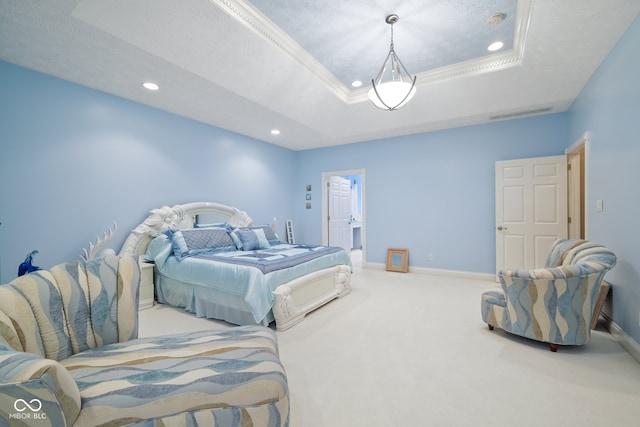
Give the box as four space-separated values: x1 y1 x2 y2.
139 259 155 310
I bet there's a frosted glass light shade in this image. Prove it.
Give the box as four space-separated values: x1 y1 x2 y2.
368 81 417 110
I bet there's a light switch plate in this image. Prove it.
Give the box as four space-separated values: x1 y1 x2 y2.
596 199 603 212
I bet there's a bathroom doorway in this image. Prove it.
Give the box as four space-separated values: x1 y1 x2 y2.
321 169 366 267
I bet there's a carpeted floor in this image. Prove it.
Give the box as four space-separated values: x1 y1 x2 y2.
139 258 640 427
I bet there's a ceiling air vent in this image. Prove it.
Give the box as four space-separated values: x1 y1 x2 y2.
489 107 553 121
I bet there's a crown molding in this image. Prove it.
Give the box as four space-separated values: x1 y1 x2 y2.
210 0 352 101
211 0 534 105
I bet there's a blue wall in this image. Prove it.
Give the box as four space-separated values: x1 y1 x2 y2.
568 14 640 344
0 62 295 282
294 116 568 272
0 60 568 281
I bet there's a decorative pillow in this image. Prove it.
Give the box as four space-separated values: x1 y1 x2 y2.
250 225 279 242
171 228 235 260
194 222 227 229
232 228 271 251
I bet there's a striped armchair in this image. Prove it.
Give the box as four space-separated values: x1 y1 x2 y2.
0 255 289 426
481 239 616 352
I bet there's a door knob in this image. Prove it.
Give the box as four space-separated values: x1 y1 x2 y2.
497 226 507 231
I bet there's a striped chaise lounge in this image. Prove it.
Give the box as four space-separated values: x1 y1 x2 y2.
0 255 289 426
481 239 616 352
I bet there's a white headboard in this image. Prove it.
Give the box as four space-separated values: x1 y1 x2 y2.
119 202 254 256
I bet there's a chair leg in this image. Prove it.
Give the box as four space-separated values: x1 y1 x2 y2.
549 343 558 352
487 324 494 331
591 281 610 330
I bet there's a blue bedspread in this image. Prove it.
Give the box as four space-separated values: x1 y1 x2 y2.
194 244 344 274
146 235 352 323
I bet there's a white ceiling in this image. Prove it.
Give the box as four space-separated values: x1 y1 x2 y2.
1 0 639 150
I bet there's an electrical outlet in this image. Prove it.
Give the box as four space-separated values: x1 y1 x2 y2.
428 254 434 262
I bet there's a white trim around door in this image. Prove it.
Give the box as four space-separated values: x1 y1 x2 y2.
566 131 591 240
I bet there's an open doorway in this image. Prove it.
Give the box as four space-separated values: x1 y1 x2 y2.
566 131 590 239
321 169 366 267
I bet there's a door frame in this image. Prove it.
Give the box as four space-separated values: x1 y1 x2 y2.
566 131 590 239
321 169 366 264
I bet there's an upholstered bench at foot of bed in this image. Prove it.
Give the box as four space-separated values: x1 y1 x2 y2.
60 326 289 427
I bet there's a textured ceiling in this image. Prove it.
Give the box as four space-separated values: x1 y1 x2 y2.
1 0 639 150
249 0 516 87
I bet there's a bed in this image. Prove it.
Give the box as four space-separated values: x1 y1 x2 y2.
119 202 352 330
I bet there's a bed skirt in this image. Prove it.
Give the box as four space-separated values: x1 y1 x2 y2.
155 263 352 330
155 271 275 327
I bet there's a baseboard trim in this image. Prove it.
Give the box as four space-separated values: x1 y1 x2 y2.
365 262 495 282
602 313 640 364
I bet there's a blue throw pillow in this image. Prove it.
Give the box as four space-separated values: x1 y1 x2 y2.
171 228 235 260
194 222 227 229
250 225 279 242
233 228 271 251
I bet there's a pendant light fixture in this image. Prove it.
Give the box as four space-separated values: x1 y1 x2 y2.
368 14 417 111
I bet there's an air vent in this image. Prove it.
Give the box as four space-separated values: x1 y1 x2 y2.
489 107 553 121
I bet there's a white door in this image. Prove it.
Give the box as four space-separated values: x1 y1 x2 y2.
328 176 352 250
495 155 568 273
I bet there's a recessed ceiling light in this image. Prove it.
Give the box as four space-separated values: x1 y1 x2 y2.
270 129 280 135
143 82 159 91
351 80 363 88
488 41 504 52
487 13 507 27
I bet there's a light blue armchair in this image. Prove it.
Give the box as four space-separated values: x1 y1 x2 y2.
481 239 616 352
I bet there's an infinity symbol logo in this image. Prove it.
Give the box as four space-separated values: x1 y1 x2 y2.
14 398 42 412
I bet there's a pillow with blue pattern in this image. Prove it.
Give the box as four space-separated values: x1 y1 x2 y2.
244 225 280 244
253 225 279 242
231 228 271 251
171 228 235 260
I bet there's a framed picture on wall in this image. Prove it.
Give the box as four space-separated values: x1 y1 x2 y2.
386 248 409 273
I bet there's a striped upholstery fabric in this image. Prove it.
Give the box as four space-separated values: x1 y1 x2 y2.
63 328 289 427
481 239 616 348
0 255 140 361
0 256 289 427
0 341 82 426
